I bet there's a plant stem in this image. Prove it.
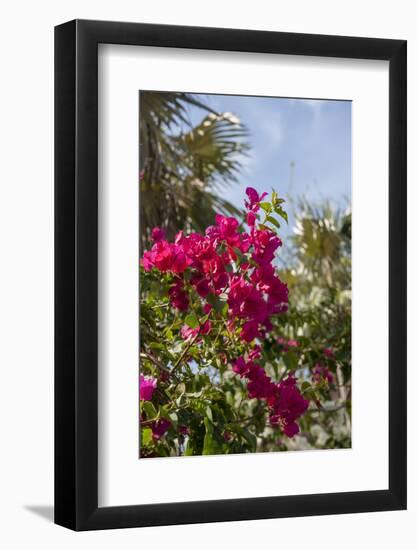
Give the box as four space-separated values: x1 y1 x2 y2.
171 332 200 373
140 351 180 383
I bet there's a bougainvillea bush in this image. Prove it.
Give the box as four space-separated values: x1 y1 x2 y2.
139 187 351 457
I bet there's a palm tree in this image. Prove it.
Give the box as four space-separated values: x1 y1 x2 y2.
139 91 250 248
285 201 351 293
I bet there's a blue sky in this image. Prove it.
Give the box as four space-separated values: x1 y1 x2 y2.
184 94 351 236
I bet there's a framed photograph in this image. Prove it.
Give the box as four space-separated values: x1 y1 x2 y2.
55 19 406 531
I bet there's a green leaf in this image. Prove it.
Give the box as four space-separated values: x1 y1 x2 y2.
142 401 157 419
271 188 285 206
305 388 318 401
149 342 165 351
202 418 222 455
282 350 298 371
274 205 288 223
159 405 171 421
184 313 199 329
205 405 213 422
206 293 227 314
141 428 153 447
232 246 245 262
200 313 210 324
206 293 217 307
259 202 272 213
184 444 194 456
182 270 192 281
242 428 257 451
169 412 178 426
185 435 198 456
266 215 281 229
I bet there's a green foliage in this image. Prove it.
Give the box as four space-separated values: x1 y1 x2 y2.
277 201 352 449
139 196 351 457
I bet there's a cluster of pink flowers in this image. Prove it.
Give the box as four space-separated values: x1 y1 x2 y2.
180 319 212 341
140 187 319 440
142 187 288 343
277 336 299 352
232 356 309 437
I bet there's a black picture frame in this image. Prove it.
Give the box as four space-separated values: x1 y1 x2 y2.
55 19 407 531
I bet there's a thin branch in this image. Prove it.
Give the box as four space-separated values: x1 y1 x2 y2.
308 403 347 414
171 332 200 373
140 351 180 383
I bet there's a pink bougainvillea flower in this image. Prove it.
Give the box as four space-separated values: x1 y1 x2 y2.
228 275 266 321
248 345 262 361
227 264 288 343
204 213 250 256
287 339 299 348
171 246 192 274
277 337 299 347
142 250 154 271
277 336 299 352
190 273 211 298
168 280 189 311
323 347 335 358
232 356 251 377
232 356 309 438
266 278 289 314
151 226 166 242
247 368 275 399
246 210 256 227
268 375 309 437
283 421 300 438
143 240 171 272
203 303 212 315
312 364 334 384
245 187 268 213
199 320 212 335
151 418 171 439
142 240 191 274
241 320 261 342
251 228 282 264
139 374 157 401
180 320 212 341
180 325 197 341
215 214 240 244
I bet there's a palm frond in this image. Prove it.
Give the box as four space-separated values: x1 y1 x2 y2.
139 91 250 248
